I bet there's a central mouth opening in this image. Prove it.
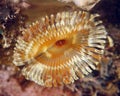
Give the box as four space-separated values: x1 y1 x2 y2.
55 39 66 47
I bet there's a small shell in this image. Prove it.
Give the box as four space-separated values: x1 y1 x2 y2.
58 0 100 10
13 11 107 87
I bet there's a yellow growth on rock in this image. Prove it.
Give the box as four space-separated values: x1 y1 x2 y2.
13 11 107 87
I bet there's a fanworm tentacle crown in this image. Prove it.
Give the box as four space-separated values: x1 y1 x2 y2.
13 11 107 87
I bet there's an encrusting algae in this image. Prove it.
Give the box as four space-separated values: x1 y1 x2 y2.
13 11 107 87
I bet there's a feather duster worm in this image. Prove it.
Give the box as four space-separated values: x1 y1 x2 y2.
13 11 107 87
